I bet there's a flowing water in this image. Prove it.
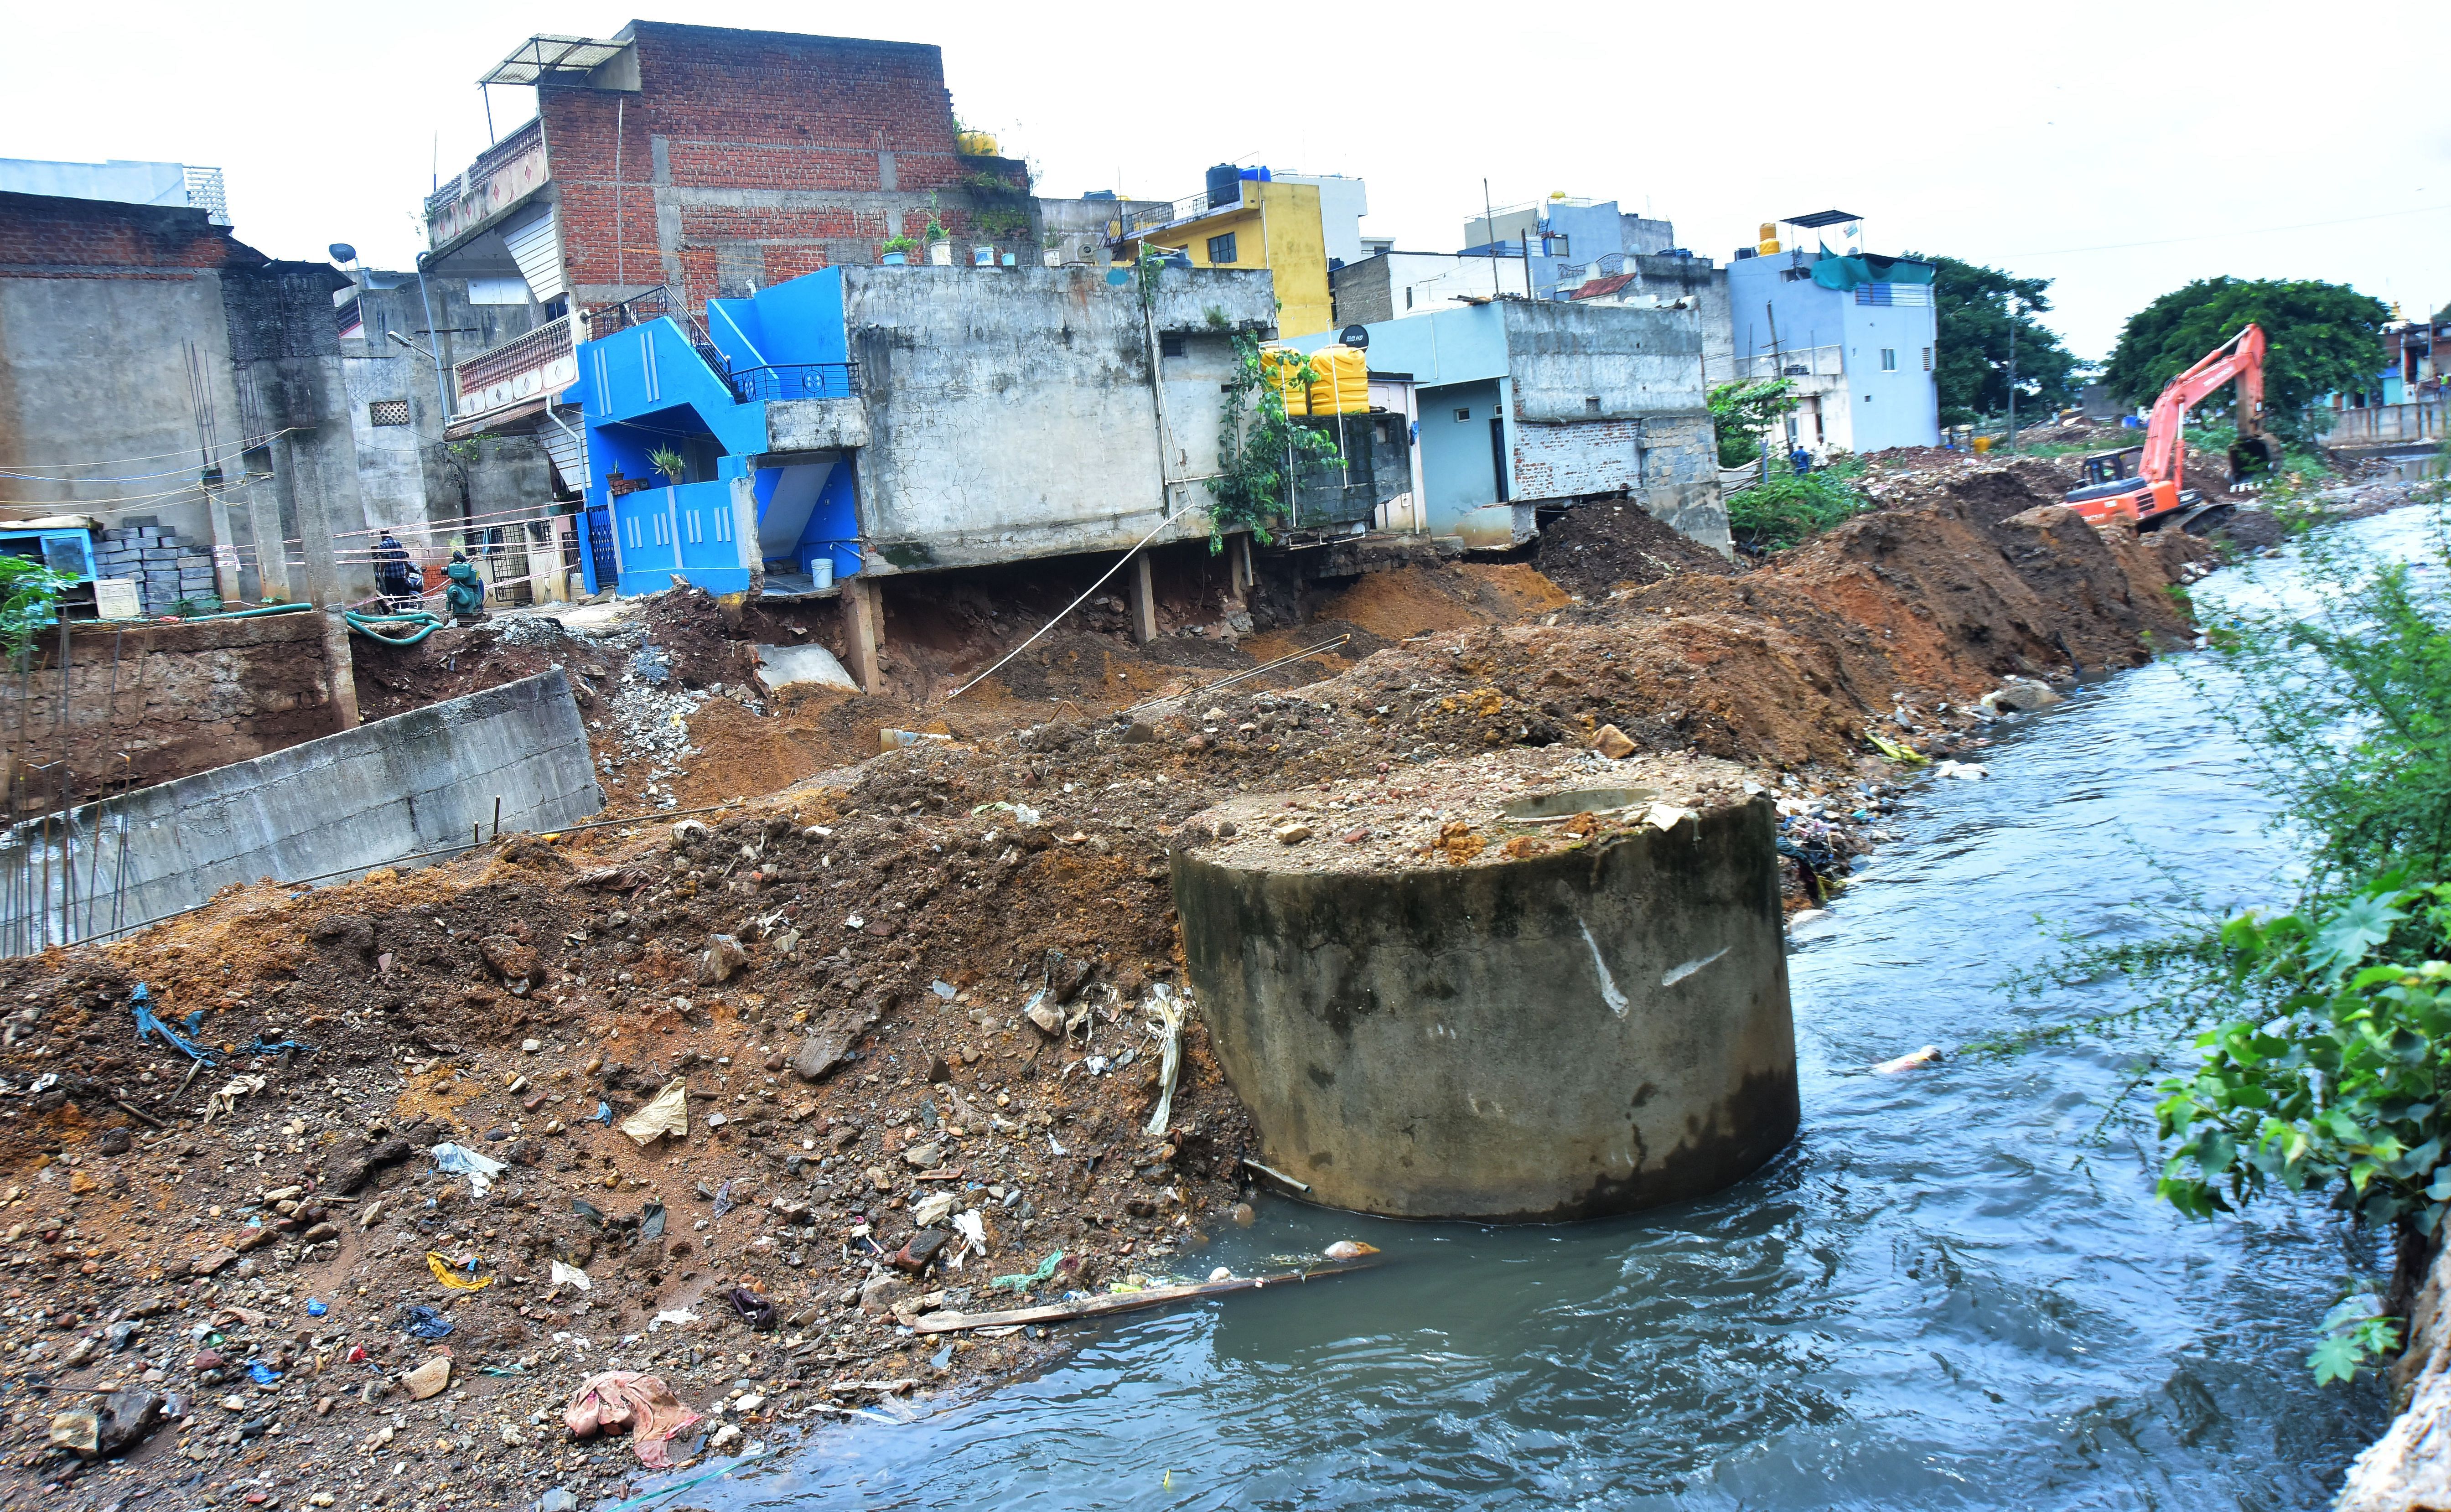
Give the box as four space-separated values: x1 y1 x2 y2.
697 510 2445 1511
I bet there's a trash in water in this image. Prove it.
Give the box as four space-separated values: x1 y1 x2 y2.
425 1251 493 1291
620 1080 689 1145
399 1305 454 1341
1873 1045 1943 1075
431 1142 507 1195
639 1200 667 1241
1323 1241 1380 1262
549 1261 593 1292
246 1362 280 1385
991 1251 1064 1293
1934 760 1989 781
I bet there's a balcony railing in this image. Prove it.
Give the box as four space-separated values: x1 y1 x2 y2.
728 363 860 402
453 315 575 419
1114 187 1241 241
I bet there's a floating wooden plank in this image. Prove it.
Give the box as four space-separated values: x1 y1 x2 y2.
907 1260 1378 1335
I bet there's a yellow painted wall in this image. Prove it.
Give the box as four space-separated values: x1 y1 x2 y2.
1121 181 1335 338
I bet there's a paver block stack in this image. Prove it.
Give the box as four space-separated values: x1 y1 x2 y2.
91 526 218 616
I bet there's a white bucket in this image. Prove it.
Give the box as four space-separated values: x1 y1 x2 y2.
812 557 835 591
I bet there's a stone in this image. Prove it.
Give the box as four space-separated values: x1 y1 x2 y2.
63 1334 100 1368
96 1128 131 1156
538 1492 579 1512
902 1141 944 1170
47 1410 99 1459
911 1191 959 1229
104 1320 141 1351
68 1170 99 1195
1274 823 1313 845
480 934 538 982
523 1038 542 1053
1985 680 2064 714
52 1388 163 1460
789 1010 863 1083
1024 1001 1064 1036
698 933 750 985
1592 724 1637 760
890 1228 952 1274
191 1248 237 1275
857 1273 907 1315
401 1357 451 1400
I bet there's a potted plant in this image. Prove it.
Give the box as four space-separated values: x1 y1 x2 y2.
879 234 917 266
648 445 686 487
924 204 953 265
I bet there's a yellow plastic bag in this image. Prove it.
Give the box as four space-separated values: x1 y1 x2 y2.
427 1251 494 1291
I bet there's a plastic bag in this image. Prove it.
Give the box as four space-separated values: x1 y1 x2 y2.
431 1143 506 1195
619 1080 689 1145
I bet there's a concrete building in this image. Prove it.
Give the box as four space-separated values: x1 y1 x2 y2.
1462 197 1683 302
1564 254 1734 379
1107 168 1361 338
0 157 228 225
1035 191 1167 268
1332 250 1535 326
1290 300 1726 552
0 191 379 610
1724 231 1941 457
572 262 1279 689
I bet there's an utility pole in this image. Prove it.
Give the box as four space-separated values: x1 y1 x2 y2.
2005 295 2020 456
1483 179 1501 300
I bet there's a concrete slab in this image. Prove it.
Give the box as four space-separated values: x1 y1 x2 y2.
753 642 858 693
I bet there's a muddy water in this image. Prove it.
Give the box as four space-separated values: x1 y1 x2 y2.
704 512 2439 1511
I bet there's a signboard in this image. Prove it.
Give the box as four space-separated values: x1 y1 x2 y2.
93 578 143 621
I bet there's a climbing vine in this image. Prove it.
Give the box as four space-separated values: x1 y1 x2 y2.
1205 332 1339 549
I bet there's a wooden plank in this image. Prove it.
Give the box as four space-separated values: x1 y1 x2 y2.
907 1260 1378 1335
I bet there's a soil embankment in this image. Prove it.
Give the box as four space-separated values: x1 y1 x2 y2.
0 462 2236 1507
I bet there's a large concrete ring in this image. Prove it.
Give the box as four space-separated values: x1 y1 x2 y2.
1174 797 1797 1221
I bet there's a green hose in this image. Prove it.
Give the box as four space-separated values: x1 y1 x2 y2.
343 607 445 646
176 601 316 622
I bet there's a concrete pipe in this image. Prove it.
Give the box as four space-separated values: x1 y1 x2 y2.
1174 757 1796 1221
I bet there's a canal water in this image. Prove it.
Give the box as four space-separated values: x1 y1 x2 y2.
703 509 2441 1511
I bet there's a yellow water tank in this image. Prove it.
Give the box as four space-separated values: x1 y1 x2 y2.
956 130 1000 157
1258 346 1311 414
1757 222 1781 256
1306 344 1370 415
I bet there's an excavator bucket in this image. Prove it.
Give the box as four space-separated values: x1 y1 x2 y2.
2228 432 2285 485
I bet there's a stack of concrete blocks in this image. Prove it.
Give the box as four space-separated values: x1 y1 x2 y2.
91 526 217 616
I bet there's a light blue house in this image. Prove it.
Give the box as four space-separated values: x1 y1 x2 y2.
572 274 864 598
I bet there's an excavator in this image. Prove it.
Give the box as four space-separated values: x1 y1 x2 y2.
2064 322 2283 532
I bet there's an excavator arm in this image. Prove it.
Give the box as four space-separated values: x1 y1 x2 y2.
2140 323 2267 492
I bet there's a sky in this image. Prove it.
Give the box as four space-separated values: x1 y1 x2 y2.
5 1 2445 362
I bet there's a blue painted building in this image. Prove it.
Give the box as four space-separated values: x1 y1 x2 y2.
572 274 863 598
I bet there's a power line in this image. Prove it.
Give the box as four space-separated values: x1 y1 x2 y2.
2006 201 2451 259
0 429 302 477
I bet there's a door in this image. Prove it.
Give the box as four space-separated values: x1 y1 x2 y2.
1489 417 1510 502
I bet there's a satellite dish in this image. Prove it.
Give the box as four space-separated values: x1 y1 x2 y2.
1339 324 1369 349
327 243 357 265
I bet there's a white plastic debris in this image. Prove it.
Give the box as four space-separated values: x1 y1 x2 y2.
549 1261 593 1292
1142 986 1189 1136
1934 761 1989 781
647 1308 700 1332
431 1142 508 1195
1873 1046 1943 1075
619 1079 689 1145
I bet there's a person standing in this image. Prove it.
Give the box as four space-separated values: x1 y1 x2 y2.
1789 443 1813 477
373 530 416 610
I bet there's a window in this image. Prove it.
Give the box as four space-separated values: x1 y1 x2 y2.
1454 407 1472 422
1880 348 1898 372
1404 287 1414 309
1922 347 1932 371
1584 397 1601 414
1160 332 1187 357
1206 232 1238 265
368 399 411 427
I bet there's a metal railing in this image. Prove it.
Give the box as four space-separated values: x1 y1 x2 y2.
454 314 573 399
1116 188 1238 240
727 363 860 402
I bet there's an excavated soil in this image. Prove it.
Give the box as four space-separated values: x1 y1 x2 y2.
0 459 2291 1508
1534 502 1740 598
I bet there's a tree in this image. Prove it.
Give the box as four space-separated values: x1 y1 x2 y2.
1708 378 1799 467
2104 278 2389 443
1908 254 2081 429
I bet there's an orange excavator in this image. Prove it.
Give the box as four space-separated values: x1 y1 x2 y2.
2064 322 2282 532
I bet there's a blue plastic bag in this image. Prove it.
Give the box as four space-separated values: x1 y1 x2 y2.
400 1305 454 1341
247 1361 281 1384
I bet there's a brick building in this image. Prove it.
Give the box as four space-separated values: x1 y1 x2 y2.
424 24 1035 454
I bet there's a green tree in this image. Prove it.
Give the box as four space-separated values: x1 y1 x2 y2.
1908 254 2081 428
1708 378 1799 468
2103 277 2389 443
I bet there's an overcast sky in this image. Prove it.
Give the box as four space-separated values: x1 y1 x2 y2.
7 1 2443 361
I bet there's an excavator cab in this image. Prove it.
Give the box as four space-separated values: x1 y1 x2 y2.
2079 447 2144 489
2066 446 2167 523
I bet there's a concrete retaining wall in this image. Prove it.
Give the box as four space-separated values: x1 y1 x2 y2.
1174 798 1796 1221
1 670 600 952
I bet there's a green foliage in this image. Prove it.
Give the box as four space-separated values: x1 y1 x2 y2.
1206 333 1338 549
974 207 1031 240
1726 470 1871 551
1709 378 1799 468
2103 277 2389 443
1907 254 2081 429
647 446 687 484
880 235 918 256
0 556 70 655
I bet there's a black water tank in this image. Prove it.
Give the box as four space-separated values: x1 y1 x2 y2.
1206 164 1240 209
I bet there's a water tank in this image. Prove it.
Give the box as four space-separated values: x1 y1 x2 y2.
1207 164 1241 209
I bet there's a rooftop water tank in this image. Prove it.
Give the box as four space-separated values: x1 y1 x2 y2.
1207 164 1241 209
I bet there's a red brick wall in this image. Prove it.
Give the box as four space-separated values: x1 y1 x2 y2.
0 193 257 274
543 23 968 312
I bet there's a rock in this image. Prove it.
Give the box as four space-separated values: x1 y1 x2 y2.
480 934 539 982
1984 680 2064 714
1228 1202 1255 1227
104 1320 141 1351
698 933 749 985
891 1228 952 1274
828 1125 862 1150
538 1492 579 1512
911 1191 959 1228
68 1170 99 1194
789 1010 864 1083
333 1137 414 1194
902 1141 944 1170
1274 823 1313 845
523 1038 543 1054
1120 721 1156 745
1592 724 1637 760
190 1248 237 1275
48 1410 98 1459
401 1357 451 1401
52 1388 164 1460
63 1335 100 1367
96 1128 131 1156
710 1422 742 1448
857 1273 907 1315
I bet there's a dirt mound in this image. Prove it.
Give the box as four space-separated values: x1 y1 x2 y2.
640 586 757 689
1534 501 1739 597
352 620 623 724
